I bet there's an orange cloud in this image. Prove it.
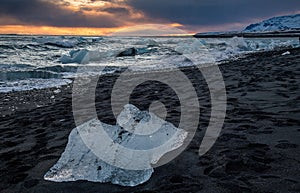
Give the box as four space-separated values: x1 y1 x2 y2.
0 25 124 36
0 0 182 35
170 23 183 27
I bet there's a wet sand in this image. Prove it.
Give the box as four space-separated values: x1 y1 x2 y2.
0 48 299 193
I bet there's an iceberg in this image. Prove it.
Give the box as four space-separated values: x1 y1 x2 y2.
60 48 122 64
44 104 188 186
117 47 137 57
60 49 90 64
60 49 109 64
117 47 158 57
78 36 103 43
61 46 158 64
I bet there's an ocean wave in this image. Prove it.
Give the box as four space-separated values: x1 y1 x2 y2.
0 70 62 81
0 35 299 92
59 46 160 64
37 65 78 73
0 78 72 93
34 36 103 48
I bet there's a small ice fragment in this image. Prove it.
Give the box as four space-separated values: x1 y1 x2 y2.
53 89 61 94
281 51 291 56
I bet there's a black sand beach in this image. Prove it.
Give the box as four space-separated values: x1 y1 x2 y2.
1 48 300 193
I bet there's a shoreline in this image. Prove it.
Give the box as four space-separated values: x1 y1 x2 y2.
0 47 299 193
194 30 300 38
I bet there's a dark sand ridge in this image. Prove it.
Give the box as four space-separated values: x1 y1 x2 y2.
0 48 299 193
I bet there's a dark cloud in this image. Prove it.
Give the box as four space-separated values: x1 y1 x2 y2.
126 0 300 28
0 0 299 31
0 0 121 27
102 7 130 16
80 7 93 12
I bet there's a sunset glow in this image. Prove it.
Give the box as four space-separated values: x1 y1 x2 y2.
0 25 125 36
0 24 194 36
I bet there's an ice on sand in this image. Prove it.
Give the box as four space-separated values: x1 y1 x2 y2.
44 104 187 186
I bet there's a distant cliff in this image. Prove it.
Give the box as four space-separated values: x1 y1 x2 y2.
244 14 300 32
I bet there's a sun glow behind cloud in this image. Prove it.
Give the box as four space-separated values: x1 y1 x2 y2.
57 0 144 20
0 0 200 36
61 0 106 7
0 24 192 36
0 0 152 36
0 25 123 36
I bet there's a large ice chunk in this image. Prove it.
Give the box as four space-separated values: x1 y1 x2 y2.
44 104 188 186
60 49 90 64
60 49 118 64
116 47 158 57
44 122 153 186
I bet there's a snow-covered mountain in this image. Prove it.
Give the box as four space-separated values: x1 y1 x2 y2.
244 14 300 32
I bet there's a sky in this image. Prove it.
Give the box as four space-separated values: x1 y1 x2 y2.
0 0 299 35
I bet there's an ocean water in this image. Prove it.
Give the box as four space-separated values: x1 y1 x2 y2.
0 35 299 92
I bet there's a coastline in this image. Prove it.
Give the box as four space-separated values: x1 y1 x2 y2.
0 47 299 193
194 30 300 38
